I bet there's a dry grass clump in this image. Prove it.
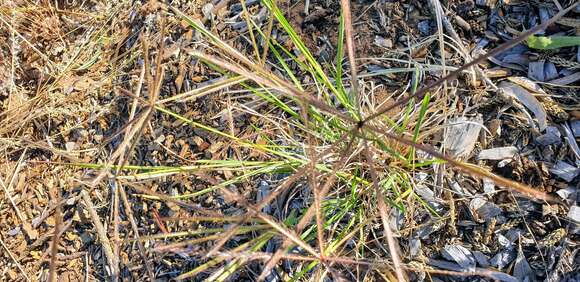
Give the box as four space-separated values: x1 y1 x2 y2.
1 0 578 281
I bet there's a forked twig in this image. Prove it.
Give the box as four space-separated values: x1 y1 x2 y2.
205 134 348 258
112 42 155 281
257 136 357 281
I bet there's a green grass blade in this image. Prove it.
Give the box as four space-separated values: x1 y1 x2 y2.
262 0 357 114
408 93 431 159
527 35 580 49
333 12 353 110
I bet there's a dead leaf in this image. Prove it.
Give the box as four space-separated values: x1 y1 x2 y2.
507 76 547 94
549 72 580 86
499 81 548 131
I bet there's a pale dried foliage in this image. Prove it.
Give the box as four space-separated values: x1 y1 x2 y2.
0 0 578 281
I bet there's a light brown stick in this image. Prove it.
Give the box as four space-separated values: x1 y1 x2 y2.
81 190 119 280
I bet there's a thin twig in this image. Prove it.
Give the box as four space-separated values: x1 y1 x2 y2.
299 100 326 258
112 46 155 281
0 149 26 223
48 177 62 282
552 0 563 11
443 176 457 235
111 182 120 274
80 189 119 280
117 181 156 279
0 235 31 281
84 252 89 282
340 0 360 112
362 141 407 282
239 0 260 61
123 181 218 215
260 2 275 65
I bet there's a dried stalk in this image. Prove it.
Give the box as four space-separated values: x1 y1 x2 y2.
80 189 119 280
48 178 62 282
362 142 406 282
1 149 27 223
257 137 356 281
340 0 360 111
205 137 347 258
